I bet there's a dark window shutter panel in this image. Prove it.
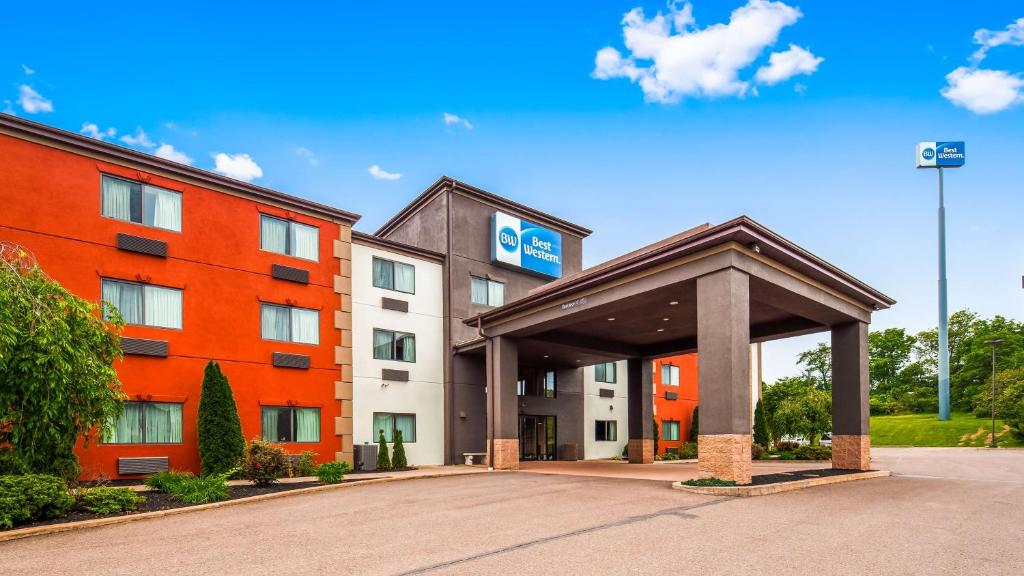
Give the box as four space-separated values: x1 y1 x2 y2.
117 233 167 257
271 264 310 284
121 337 169 357
273 352 310 369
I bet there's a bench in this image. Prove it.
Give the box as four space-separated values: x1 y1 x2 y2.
463 452 486 465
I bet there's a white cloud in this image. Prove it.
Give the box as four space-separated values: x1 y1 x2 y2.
80 122 117 140
212 153 263 182
294 146 319 166
443 113 474 130
592 0 813 102
755 43 823 85
971 17 1024 64
120 127 155 149
17 85 53 113
154 143 194 165
368 165 402 181
941 67 1023 114
21 64 34 75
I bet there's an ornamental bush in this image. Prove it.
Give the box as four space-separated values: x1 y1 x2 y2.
751 443 766 460
689 406 699 442
314 461 351 484
753 398 771 447
794 445 832 461
376 429 392 471
197 361 245 477
392 429 408 470
76 486 144 514
242 439 288 486
652 417 659 456
0 474 75 528
678 442 698 459
146 470 232 504
681 477 736 487
289 451 317 477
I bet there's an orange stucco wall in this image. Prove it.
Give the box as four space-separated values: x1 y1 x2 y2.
0 133 346 479
653 354 698 454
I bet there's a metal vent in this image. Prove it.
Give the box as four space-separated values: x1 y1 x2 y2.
121 337 169 357
116 233 167 258
271 264 309 284
272 352 310 369
118 457 169 475
381 297 409 313
665 391 678 401
381 368 410 382
599 388 615 398
354 444 378 472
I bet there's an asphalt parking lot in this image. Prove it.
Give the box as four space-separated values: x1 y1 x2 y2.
3 447 1022 575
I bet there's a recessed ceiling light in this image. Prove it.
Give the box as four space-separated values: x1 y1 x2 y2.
575 359 581 363
657 328 665 332
663 317 669 321
608 317 616 321
543 355 549 358
669 301 679 306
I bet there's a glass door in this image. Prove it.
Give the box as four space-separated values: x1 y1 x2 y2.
520 415 538 460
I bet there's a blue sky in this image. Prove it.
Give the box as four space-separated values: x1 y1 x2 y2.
3 1 1022 381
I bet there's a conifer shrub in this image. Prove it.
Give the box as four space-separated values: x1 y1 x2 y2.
376 429 392 471
197 361 245 477
392 429 408 469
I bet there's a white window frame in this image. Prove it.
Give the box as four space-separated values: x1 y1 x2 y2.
595 362 617 383
260 303 320 345
470 276 505 307
101 278 183 330
260 214 320 262
372 256 416 294
100 174 183 232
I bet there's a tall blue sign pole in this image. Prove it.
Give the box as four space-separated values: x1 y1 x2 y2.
917 142 965 421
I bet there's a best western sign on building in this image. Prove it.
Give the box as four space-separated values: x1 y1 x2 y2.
491 211 563 279
916 141 965 168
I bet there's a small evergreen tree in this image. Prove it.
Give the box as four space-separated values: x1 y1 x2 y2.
753 398 770 447
392 429 408 469
198 361 245 476
376 429 392 470
689 406 699 442
652 417 659 455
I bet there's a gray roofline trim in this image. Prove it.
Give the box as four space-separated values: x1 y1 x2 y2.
351 230 446 262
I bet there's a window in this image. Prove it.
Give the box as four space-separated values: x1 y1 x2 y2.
595 362 617 383
101 174 182 232
261 303 319 344
470 276 504 306
373 329 416 362
373 413 417 443
260 214 319 261
543 370 556 398
661 364 680 386
103 402 182 444
662 420 680 441
101 279 182 329
261 406 320 443
517 367 556 398
372 257 415 294
595 420 617 442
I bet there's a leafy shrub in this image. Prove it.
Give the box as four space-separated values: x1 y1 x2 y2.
689 406 699 442
242 439 288 486
314 461 350 484
777 440 799 452
610 454 623 461
677 442 698 459
392 430 408 469
794 445 832 461
76 486 144 514
656 452 679 461
289 451 317 477
995 368 1024 440
0 474 75 528
777 451 797 460
751 443 765 460
145 470 230 504
376 429 392 471
682 477 736 487
145 470 191 493
197 361 245 477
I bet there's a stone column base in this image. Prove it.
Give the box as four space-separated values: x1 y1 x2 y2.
489 439 520 470
698 434 752 485
628 439 654 464
832 434 871 470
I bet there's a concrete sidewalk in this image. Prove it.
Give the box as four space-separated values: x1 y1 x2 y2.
517 458 828 482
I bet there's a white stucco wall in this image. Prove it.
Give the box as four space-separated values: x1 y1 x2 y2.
352 242 444 465
582 360 629 459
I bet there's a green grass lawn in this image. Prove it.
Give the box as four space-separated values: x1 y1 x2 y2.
870 412 1024 447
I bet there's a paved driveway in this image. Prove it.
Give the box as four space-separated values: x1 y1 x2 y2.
3 448 1022 575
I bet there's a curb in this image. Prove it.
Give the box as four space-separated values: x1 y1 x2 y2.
0 469 483 543
672 470 891 497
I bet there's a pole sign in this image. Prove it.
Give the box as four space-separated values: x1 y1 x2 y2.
491 211 563 279
916 141 965 168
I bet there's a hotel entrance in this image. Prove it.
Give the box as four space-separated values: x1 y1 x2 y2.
519 415 556 461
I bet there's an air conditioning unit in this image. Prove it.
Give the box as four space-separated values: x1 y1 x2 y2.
354 443 378 472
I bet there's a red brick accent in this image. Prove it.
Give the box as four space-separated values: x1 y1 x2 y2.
490 439 520 470
832 434 871 470
628 439 654 464
698 434 752 485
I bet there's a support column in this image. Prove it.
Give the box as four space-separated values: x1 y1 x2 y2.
696 268 752 484
626 358 654 463
485 336 519 470
831 321 871 470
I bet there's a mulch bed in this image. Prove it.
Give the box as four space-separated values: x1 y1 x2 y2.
749 468 871 486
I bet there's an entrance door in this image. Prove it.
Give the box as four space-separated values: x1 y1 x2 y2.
519 415 556 461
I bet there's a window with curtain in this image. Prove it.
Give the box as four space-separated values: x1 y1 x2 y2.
662 420 680 441
260 406 320 443
260 303 318 344
595 362 617 383
470 276 504 306
101 279 181 329
101 175 181 232
661 364 680 386
260 215 319 261
372 329 416 362
102 402 182 444
372 412 417 443
595 420 617 442
372 257 415 294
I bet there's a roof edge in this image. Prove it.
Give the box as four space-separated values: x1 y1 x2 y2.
351 231 446 262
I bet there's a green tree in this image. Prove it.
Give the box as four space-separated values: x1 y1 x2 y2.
376 429 391 470
995 368 1024 440
197 361 245 476
753 398 770 447
652 417 659 455
775 389 832 445
797 343 832 391
689 406 699 443
392 429 408 469
0 243 124 479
